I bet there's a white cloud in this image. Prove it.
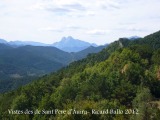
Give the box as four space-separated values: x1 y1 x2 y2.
65 25 83 30
86 29 110 35
86 11 96 16
38 27 63 32
98 0 120 10
126 27 145 32
39 25 83 33
30 0 121 16
0 0 160 45
115 26 146 32
30 0 87 16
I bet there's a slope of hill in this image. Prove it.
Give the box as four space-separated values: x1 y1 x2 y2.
72 45 107 60
0 44 106 93
0 39 7 44
52 36 97 52
0 31 160 120
0 43 12 50
17 45 73 65
131 30 160 49
0 45 70 93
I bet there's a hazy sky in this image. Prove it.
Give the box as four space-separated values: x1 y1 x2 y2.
0 0 160 45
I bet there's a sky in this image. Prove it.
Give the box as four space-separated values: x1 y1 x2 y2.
0 0 160 45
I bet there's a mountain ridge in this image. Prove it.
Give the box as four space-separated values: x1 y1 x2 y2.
52 36 97 52
0 36 98 52
0 39 7 44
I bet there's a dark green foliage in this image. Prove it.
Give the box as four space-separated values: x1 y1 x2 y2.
131 87 160 120
130 30 160 50
152 49 160 65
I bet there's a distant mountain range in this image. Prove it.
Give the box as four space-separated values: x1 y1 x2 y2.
0 39 7 44
0 35 141 53
0 36 98 52
9 41 50 47
52 36 97 52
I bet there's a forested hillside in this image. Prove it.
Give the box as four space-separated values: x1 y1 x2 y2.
0 44 104 93
0 31 160 120
0 45 71 93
